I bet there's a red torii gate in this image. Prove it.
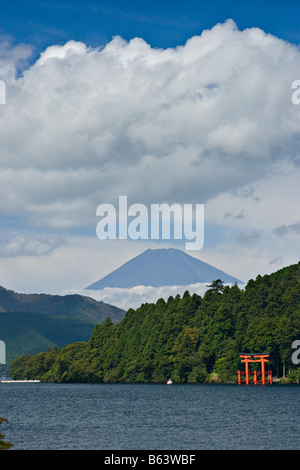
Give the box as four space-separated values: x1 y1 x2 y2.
238 353 272 385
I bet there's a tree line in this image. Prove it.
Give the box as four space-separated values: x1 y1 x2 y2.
10 262 300 384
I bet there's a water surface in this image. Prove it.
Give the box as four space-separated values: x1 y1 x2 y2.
0 383 299 450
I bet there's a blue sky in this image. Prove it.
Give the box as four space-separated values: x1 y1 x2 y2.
0 1 300 305
2 0 300 52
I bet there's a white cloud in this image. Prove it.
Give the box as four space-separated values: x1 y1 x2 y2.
0 21 300 296
37 40 88 65
0 20 299 229
0 234 67 257
0 36 33 80
71 283 212 311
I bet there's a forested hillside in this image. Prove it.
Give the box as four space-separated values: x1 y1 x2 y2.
0 286 125 364
10 262 300 384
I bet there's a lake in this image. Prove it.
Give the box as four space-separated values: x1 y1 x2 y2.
0 383 299 450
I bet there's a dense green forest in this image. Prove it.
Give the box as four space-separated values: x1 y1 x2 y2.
10 262 300 384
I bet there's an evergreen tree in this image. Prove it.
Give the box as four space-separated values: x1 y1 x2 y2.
207 279 225 294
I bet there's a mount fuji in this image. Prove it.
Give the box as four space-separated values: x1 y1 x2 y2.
85 248 242 290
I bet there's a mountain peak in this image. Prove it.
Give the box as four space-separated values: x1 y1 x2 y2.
85 248 242 290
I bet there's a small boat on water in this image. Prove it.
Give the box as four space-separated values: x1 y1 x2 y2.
167 378 172 385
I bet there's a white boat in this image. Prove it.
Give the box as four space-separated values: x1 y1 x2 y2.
167 378 172 385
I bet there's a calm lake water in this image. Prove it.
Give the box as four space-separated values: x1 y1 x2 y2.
0 383 299 450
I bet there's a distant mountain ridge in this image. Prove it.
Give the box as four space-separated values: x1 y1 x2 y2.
85 248 243 290
0 286 124 323
0 286 125 365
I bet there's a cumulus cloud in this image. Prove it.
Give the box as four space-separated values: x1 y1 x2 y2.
1 21 300 297
0 20 299 231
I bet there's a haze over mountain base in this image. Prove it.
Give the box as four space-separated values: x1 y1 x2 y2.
74 282 238 311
